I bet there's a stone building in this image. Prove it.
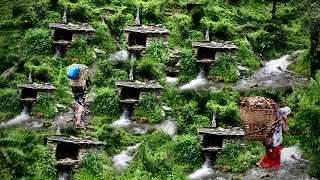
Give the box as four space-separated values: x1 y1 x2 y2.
45 135 105 167
192 41 238 75
17 83 56 102
197 127 245 153
49 23 95 56
123 24 170 54
115 80 163 105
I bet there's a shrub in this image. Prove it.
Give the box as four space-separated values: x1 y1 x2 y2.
92 22 117 53
32 95 56 118
143 131 171 151
0 89 22 118
133 93 163 123
206 101 241 127
23 28 53 55
172 135 203 168
91 88 121 118
216 141 264 172
209 54 238 82
146 39 169 63
178 48 198 83
133 57 164 82
236 43 261 70
66 36 93 65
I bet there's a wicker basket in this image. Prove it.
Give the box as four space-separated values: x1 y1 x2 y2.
66 64 89 89
239 107 277 141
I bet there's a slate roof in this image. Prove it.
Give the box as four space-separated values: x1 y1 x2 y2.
49 23 96 32
124 25 170 34
192 41 238 50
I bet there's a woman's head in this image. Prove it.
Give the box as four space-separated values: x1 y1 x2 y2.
277 106 291 119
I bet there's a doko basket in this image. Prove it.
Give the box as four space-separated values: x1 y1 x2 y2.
66 64 89 89
239 107 278 141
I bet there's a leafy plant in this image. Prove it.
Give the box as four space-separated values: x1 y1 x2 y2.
178 48 198 83
91 87 121 118
209 54 238 82
32 95 56 118
23 28 53 55
0 88 22 118
133 93 163 123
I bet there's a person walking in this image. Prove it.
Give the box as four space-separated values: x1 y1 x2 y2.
257 106 291 169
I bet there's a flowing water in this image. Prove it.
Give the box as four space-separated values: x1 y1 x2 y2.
188 156 213 180
233 50 308 90
57 165 72 180
112 107 131 127
111 144 140 173
109 50 129 61
62 7 67 24
166 76 178 84
54 46 63 58
129 53 136 81
0 105 30 127
179 68 207 90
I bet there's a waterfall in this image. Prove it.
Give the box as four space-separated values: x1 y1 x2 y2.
179 67 207 90
0 104 30 127
129 53 136 81
54 46 63 58
166 76 178 84
109 50 129 61
28 68 32 83
56 125 61 135
112 106 131 127
62 7 67 24
211 111 216 128
135 7 140 25
111 144 140 173
188 156 213 180
57 165 72 180
205 27 210 41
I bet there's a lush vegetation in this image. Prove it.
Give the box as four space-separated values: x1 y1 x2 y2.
1 0 320 179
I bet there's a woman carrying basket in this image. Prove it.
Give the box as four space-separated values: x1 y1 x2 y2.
257 106 291 169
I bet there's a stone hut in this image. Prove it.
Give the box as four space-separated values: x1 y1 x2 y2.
197 127 245 153
192 41 238 75
123 25 170 54
115 80 163 105
45 136 105 167
17 83 56 102
49 23 95 56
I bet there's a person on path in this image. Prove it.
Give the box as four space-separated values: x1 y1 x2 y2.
72 78 91 129
257 106 291 169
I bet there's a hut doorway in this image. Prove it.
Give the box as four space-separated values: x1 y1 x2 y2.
198 47 215 60
54 29 73 41
121 87 140 100
129 33 147 47
56 142 79 160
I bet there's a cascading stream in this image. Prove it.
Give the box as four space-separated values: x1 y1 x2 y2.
179 67 207 90
129 53 136 81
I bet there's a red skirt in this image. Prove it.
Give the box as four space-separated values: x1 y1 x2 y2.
258 145 281 169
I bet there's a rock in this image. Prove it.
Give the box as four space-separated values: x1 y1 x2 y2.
214 76 224 82
56 103 66 109
162 105 173 112
43 120 52 127
94 48 106 54
92 51 97 59
34 112 44 118
136 116 148 123
236 69 240 77
161 110 166 117
237 65 249 71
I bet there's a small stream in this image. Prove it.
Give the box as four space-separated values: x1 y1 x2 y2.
0 105 31 127
179 68 207 90
111 143 140 173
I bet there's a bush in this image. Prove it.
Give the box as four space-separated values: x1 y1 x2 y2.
92 22 117 53
172 135 203 168
23 28 53 55
209 54 238 82
216 141 264 172
146 39 169 63
206 101 241 127
31 95 56 118
0 88 22 118
66 36 93 65
91 88 121 118
143 131 171 151
133 57 164 82
133 93 163 123
236 43 261 70
178 49 198 83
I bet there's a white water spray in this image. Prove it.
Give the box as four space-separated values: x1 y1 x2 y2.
188 157 213 180
157 119 177 137
109 50 129 61
112 144 140 173
129 53 136 81
0 106 30 127
166 76 178 84
179 68 207 90
112 107 132 127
